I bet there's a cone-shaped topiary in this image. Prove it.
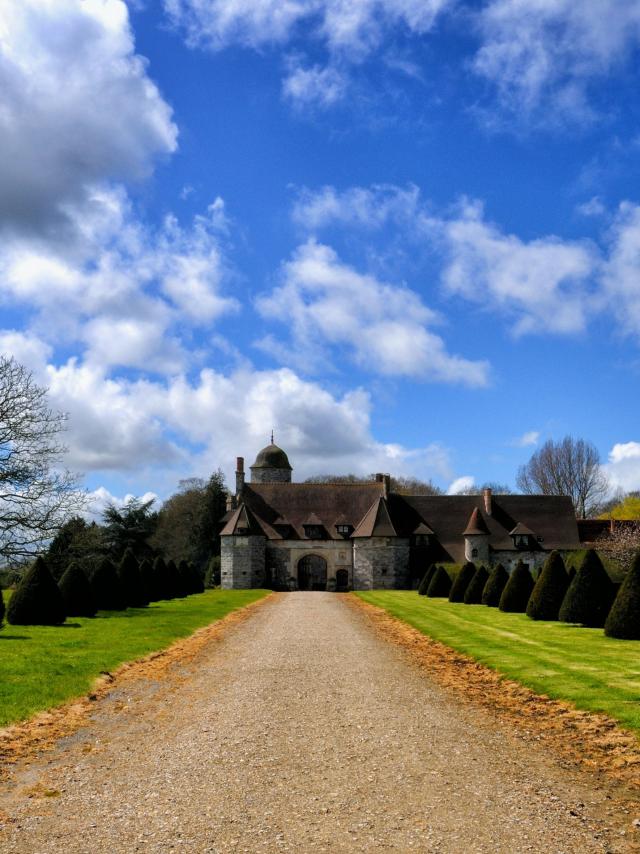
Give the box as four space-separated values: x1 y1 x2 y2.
7 557 66 625
166 559 181 598
188 562 205 594
567 565 576 583
176 560 192 597
449 561 476 603
559 549 615 627
426 566 451 598
604 550 640 639
152 556 171 600
138 558 155 602
204 556 220 588
117 548 149 608
481 564 509 607
58 561 97 618
526 551 569 621
499 561 534 613
418 565 436 595
89 557 127 610
0 585 4 627
464 566 489 604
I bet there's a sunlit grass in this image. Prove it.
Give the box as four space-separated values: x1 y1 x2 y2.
0 589 269 726
357 591 640 734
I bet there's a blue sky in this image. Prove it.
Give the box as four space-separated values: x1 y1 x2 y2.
2 0 640 511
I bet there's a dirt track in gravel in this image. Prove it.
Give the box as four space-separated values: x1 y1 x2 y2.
0 592 638 853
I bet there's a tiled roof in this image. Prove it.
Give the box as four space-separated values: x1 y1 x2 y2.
352 497 398 538
462 507 490 536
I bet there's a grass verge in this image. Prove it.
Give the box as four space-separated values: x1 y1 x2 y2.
356 591 640 735
0 589 269 726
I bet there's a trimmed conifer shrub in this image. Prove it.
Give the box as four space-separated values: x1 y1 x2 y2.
418 565 436 595
0 582 5 628
58 561 97 618
117 548 149 608
138 558 155 601
559 549 615 627
481 564 508 607
499 561 534 613
188 562 205 594
204 556 220 588
567 566 576 583
151 556 171 600
166 559 181 598
604 550 640 639
89 557 127 610
526 551 569 621
426 566 451 598
464 565 489 604
449 561 476 603
7 557 66 625
176 560 192 597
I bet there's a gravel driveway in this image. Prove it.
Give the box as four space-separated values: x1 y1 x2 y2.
0 592 634 852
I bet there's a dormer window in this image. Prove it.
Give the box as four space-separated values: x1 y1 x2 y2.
412 522 435 547
334 515 353 538
303 525 323 539
512 534 531 550
509 523 537 551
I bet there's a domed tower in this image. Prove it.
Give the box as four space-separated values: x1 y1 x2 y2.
250 436 293 484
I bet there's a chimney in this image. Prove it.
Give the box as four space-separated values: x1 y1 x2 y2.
235 456 245 496
375 473 384 483
483 487 493 516
383 474 391 497
225 493 234 512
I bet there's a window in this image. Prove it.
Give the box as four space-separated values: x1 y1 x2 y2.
513 534 531 550
336 524 352 537
303 525 323 539
471 548 478 558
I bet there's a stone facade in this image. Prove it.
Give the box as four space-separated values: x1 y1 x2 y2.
464 533 490 564
221 535 265 589
250 467 291 484
353 537 410 590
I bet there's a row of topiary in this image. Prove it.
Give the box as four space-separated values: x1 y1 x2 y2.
418 548 640 640
2 549 205 627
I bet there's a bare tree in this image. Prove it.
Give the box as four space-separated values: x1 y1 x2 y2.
304 473 442 494
0 355 85 565
516 436 609 518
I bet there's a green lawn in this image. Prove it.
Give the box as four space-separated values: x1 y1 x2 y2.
0 589 269 726
356 591 640 734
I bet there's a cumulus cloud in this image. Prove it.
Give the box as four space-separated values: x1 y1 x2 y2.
282 60 349 107
447 475 474 495
601 202 640 338
0 189 238 372
442 199 597 336
474 0 640 123
0 0 177 238
603 441 640 493
292 183 422 231
510 430 540 448
86 487 160 521
255 240 490 386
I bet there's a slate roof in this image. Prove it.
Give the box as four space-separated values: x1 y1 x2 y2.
238 482 385 540
250 443 292 470
462 507 491 536
223 484 580 559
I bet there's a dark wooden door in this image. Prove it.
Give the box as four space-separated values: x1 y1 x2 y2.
298 555 327 591
336 569 349 591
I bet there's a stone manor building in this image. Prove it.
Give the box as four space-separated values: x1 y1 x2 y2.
220 441 581 591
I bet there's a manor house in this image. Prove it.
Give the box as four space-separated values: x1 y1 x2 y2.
220 441 581 591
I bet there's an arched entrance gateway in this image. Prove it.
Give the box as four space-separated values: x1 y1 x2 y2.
297 555 328 591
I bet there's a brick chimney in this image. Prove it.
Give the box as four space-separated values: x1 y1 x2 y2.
483 487 493 516
235 456 245 497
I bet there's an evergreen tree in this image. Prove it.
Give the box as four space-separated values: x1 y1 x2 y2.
0 582 5 627
526 551 569 621
166 559 181 598
7 557 66 625
89 557 127 610
499 561 534 613
449 562 476 603
117 548 149 608
177 560 192 597
418 565 436 596
481 564 509 606
188 561 205 594
559 549 615 627
138 558 155 602
426 566 451 598
604 550 640 639
151 555 170 600
204 556 220 588
58 561 97 618
464 565 489 604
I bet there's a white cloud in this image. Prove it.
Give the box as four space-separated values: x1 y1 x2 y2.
442 199 597 335
0 189 238 372
510 430 540 448
0 0 177 237
474 0 640 122
576 197 606 218
255 239 490 386
282 60 349 107
86 487 160 521
447 475 474 495
601 202 640 338
292 183 422 230
604 441 640 493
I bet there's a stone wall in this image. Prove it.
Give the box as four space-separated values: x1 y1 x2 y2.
353 538 410 590
464 534 490 564
494 550 548 575
266 540 353 589
220 535 266 589
250 467 291 484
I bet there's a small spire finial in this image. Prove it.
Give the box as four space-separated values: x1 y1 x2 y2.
271 429 274 444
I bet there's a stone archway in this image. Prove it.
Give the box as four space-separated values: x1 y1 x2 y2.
297 555 328 591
